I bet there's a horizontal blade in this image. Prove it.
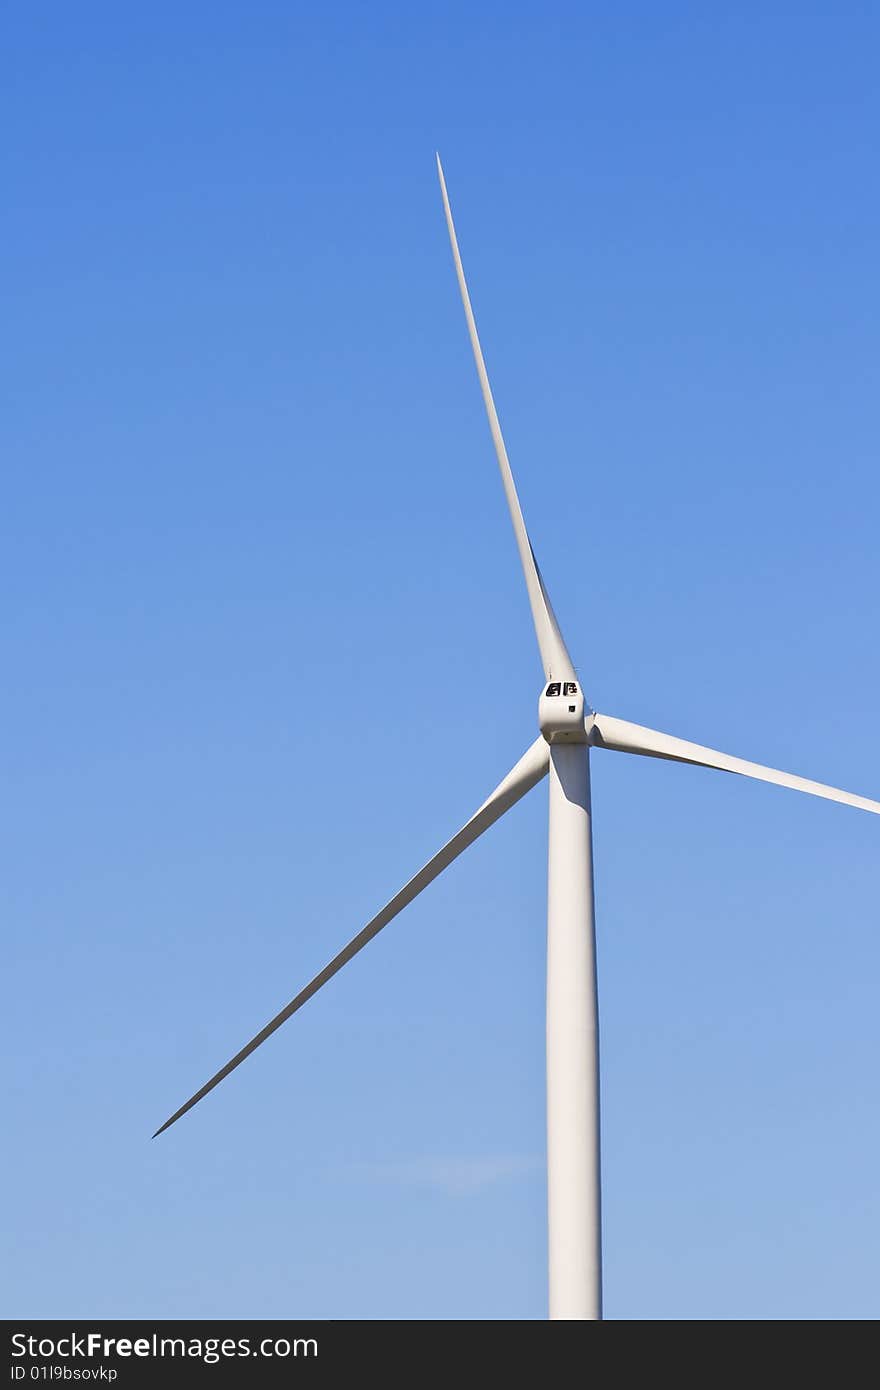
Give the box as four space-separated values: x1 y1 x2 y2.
436 154 575 683
590 713 880 816
154 735 550 1137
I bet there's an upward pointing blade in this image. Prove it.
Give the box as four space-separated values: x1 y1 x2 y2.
437 155 575 684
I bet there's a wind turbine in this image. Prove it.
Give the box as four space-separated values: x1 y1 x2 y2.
155 156 880 1321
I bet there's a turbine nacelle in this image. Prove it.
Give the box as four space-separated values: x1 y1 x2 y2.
539 679 587 743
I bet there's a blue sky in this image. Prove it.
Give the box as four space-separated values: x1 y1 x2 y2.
3 2 879 1319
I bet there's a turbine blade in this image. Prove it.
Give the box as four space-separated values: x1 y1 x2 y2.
154 735 550 1137
436 154 575 683
590 713 880 816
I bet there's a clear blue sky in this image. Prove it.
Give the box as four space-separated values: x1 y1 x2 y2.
3 2 878 1320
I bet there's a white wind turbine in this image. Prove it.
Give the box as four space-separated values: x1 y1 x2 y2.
155 156 880 1320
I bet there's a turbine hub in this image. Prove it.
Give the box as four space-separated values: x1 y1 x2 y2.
539 680 588 744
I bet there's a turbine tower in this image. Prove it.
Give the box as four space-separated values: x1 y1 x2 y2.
155 158 880 1320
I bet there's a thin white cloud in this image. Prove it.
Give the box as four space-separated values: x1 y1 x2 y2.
359 1154 542 1196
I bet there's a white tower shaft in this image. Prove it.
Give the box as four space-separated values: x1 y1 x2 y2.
546 743 602 1319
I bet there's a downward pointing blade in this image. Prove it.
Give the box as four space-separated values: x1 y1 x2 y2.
590 712 880 815
154 735 550 1137
436 155 575 684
